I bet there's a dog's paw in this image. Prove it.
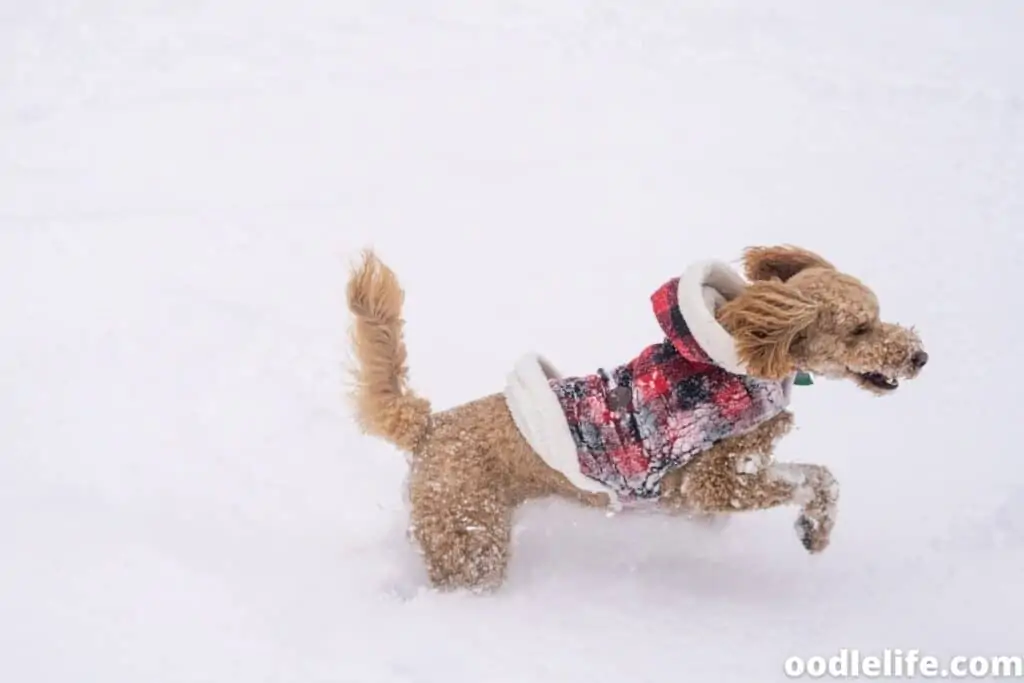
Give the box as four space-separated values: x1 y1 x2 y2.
795 513 832 553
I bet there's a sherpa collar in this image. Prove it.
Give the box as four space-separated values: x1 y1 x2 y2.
652 260 749 375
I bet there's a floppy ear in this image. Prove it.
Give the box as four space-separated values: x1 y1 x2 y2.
742 245 835 282
717 280 820 379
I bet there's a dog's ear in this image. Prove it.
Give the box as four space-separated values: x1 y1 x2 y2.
742 245 835 282
717 280 820 379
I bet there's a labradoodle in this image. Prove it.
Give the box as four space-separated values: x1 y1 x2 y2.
344 245 928 591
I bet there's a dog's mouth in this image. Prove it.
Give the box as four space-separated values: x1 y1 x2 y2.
856 371 899 392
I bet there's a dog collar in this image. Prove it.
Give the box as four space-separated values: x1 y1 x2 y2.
794 371 814 386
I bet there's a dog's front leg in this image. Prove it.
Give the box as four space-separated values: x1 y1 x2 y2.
675 455 839 553
763 462 839 552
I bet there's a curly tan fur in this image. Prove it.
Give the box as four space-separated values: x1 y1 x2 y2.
344 245 927 591
716 281 820 380
345 250 431 453
741 244 836 282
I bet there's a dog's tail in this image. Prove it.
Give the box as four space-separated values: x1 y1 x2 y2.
345 249 432 453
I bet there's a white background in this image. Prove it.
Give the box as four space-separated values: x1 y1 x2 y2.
2 1 1021 681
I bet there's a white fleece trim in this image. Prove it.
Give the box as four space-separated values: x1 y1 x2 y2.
504 353 620 507
676 260 749 375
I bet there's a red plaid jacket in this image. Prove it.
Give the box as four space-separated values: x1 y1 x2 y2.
545 277 792 503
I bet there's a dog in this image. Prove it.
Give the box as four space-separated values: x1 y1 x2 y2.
344 245 928 591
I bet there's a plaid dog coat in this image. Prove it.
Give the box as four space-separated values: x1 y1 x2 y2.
504 260 793 508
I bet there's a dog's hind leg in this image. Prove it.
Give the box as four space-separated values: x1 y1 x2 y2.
407 475 514 592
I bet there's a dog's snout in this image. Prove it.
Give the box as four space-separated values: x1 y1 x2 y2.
911 350 929 370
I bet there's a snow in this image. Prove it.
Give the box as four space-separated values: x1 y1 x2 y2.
2 1 1022 681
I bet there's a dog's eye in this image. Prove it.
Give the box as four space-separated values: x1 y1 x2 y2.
851 323 871 337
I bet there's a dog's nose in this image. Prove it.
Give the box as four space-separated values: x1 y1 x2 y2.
911 350 929 370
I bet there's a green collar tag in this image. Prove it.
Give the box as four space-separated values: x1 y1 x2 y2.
794 371 814 386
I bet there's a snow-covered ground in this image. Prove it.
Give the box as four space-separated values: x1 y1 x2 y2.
2 1 1022 681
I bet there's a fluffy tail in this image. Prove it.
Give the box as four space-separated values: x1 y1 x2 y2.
345 249 432 452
